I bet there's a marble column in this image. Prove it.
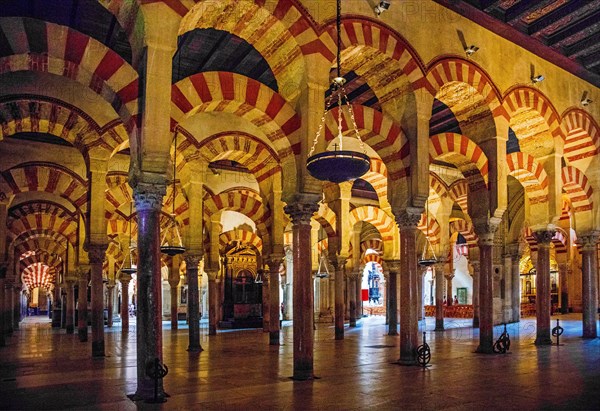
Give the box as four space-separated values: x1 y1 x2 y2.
348 271 357 327
446 273 454 306
559 263 569 314
267 256 283 345
384 260 400 336
77 267 89 341
262 270 270 333
207 270 218 335
471 261 480 328
579 233 599 338
88 245 107 357
507 244 521 323
533 230 553 345
284 199 319 380
355 272 363 320
476 232 495 353
434 262 445 331
332 256 347 340
132 183 166 401
13 286 21 329
119 274 131 333
185 253 203 352
168 278 179 330
4 281 14 334
0 263 5 347
106 283 115 328
65 278 76 334
395 208 421 365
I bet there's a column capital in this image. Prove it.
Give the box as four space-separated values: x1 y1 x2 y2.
472 216 500 241
284 200 319 226
206 269 219 281
505 242 522 259
383 259 401 273
119 273 132 284
132 182 166 212
393 207 422 229
576 231 600 251
77 265 90 279
184 253 203 268
265 255 284 272
532 230 555 245
87 244 107 264
330 255 348 270
470 260 480 275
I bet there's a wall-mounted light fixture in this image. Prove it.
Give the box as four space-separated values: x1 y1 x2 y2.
374 1 390 17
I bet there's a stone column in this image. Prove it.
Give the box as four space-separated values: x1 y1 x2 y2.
332 256 347 340
132 183 167 400
559 263 569 314
476 232 495 353
262 270 270 333
533 230 554 345
88 245 107 357
0 263 5 347
119 273 132 333
64 278 76 334
267 256 283 345
355 271 363 320
471 261 480 328
395 208 421 365
4 281 13 335
434 261 445 331
106 283 115 328
578 233 599 339
507 244 521 323
384 260 400 336
284 198 319 380
348 270 357 327
445 272 454 306
185 253 203 352
77 266 89 341
168 277 179 330
207 269 218 335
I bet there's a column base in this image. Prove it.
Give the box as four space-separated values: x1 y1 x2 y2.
92 341 105 357
208 326 216 336
78 328 87 342
269 331 280 345
534 337 553 345
66 324 74 334
475 345 494 354
472 317 479 328
435 319 444 331
292 371 314 381
582 333 597 339
335 329 344 340
397 358 416 366
388 330 398 336
187 344 203 352
349 319 356 327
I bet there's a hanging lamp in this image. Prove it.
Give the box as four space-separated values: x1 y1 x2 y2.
161 133 186 256
306 0 370 184
254 269 264 284
418 200 438 267
315 253 330 278
120 201 137 275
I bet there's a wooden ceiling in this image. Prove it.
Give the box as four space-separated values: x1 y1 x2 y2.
435 0 600 87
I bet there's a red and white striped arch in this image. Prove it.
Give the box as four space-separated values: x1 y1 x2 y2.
348 206 396 243
561 166 593 213
107 217 137 238
448 179 469 213
14 236 66 261
502 87 563 140
429 133 489 189
203 189 270 238
316 238 329 254
418 214 441 245
320 19 426 90
219 229 263 254
426 58 504 118
0 163 88 212
19 251 62 273
360 158 388 202
506 152 549 204
561 108 600 164
314 203 336 239
0 98 126 152
8 211 78 245
21 262 55 290
559 196 572 224
361 238 383 256
429 173 449 199
323 105 410 180
0 18 139 131
449 219 478 246
171 72 300 160
363 253 383 271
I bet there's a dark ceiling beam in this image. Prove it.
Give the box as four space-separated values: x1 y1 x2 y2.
503 1 543 24
564 31 600 57
432 0 600 87
581 49 600 69
527 0 590 35
546 10 600 45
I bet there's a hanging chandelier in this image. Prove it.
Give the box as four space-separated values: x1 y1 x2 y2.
306 0 370 184
418 200 438 267
315 253 330 278
160 133 186 256
120 201 137 275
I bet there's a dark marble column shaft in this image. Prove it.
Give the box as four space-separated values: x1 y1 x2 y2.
533 230 553 345
0 264 5 347
65 279 76 334
185 254 203 352
262 272 270 332
285 200 319 380
132 184 166 401
77 267 89 341
107 285 115 328
471 262 480 328
4 282 13 334
333 257 346 340
169 279 179 330
559 263 569 314
119 274 131 333
207 270 218 336
267 257 283 345
434 262 445 331
384 261 399 336
579 233 599 338
476 234 494 353
348 271 357 327
89 245 107 357
508 245 521 323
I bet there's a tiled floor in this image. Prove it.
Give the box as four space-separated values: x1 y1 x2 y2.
1 314 599 410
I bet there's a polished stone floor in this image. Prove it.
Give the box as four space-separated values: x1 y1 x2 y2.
1 314 599 410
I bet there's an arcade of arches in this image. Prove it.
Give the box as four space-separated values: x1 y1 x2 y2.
0 0 599 403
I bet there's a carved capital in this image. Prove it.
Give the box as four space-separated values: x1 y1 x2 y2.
119 273 132 284
87 244 107 264
576 231 600 251
393 208 422 229
532 230 555 245
206 269 219 281
284 201 319 226
472 216 500 239
265 255 284 274
184 253 203 269
505 242 521 260
383 259 401 273
133 182 166 212
77 265 91 280
330 256 347 270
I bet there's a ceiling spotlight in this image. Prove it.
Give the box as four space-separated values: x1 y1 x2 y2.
581 97 593 107
531 74 545 84
374 1 390 17
465 45 479 57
